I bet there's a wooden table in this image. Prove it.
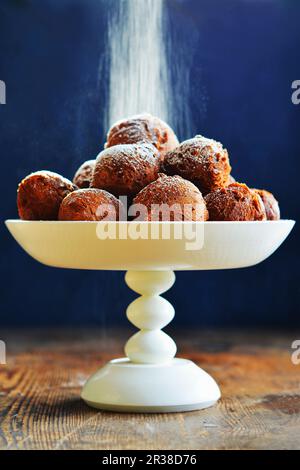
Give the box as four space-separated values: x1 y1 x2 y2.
0 329 299 450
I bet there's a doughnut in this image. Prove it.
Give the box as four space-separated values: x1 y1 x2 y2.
132 174 208 221
204 183 267 221
17 170 77 220
162 135 231 195
58 188 122 221
106 113 179 158
73 160 95 188
91 142 160 197
253 188 280 220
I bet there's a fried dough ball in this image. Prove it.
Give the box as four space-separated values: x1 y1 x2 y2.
253 189 280 220
17 170 77 220
73 160 95 188
204 183 266 221
105 113 179 158
132 174 208 221
91 143 160 197
162 135 231 195
58 188 122 221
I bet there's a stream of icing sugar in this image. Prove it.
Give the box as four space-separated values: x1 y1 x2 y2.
106 0 170 128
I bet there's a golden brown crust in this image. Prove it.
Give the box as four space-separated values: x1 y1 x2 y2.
17 171 77 220
162 135 231 195
205 183 267 221
132 174 209 221
91 142 160 197
105 113 179 158
58 188 122 221
73 160 96 188
253 189 280 221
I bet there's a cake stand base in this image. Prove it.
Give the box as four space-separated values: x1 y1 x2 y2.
81 358 220 413
81 270 221 413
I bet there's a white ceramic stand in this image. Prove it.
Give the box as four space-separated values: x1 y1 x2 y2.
81 270 221 412
6 220 295 413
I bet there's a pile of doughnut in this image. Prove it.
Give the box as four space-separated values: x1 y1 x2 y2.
17 113 280 222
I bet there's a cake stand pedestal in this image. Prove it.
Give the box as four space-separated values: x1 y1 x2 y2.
81 270 220 412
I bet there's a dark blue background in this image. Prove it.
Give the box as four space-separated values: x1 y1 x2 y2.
0 0 299 328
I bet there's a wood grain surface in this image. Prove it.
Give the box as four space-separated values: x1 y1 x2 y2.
0 329 299 450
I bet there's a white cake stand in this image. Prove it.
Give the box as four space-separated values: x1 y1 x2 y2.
5 220 295 412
